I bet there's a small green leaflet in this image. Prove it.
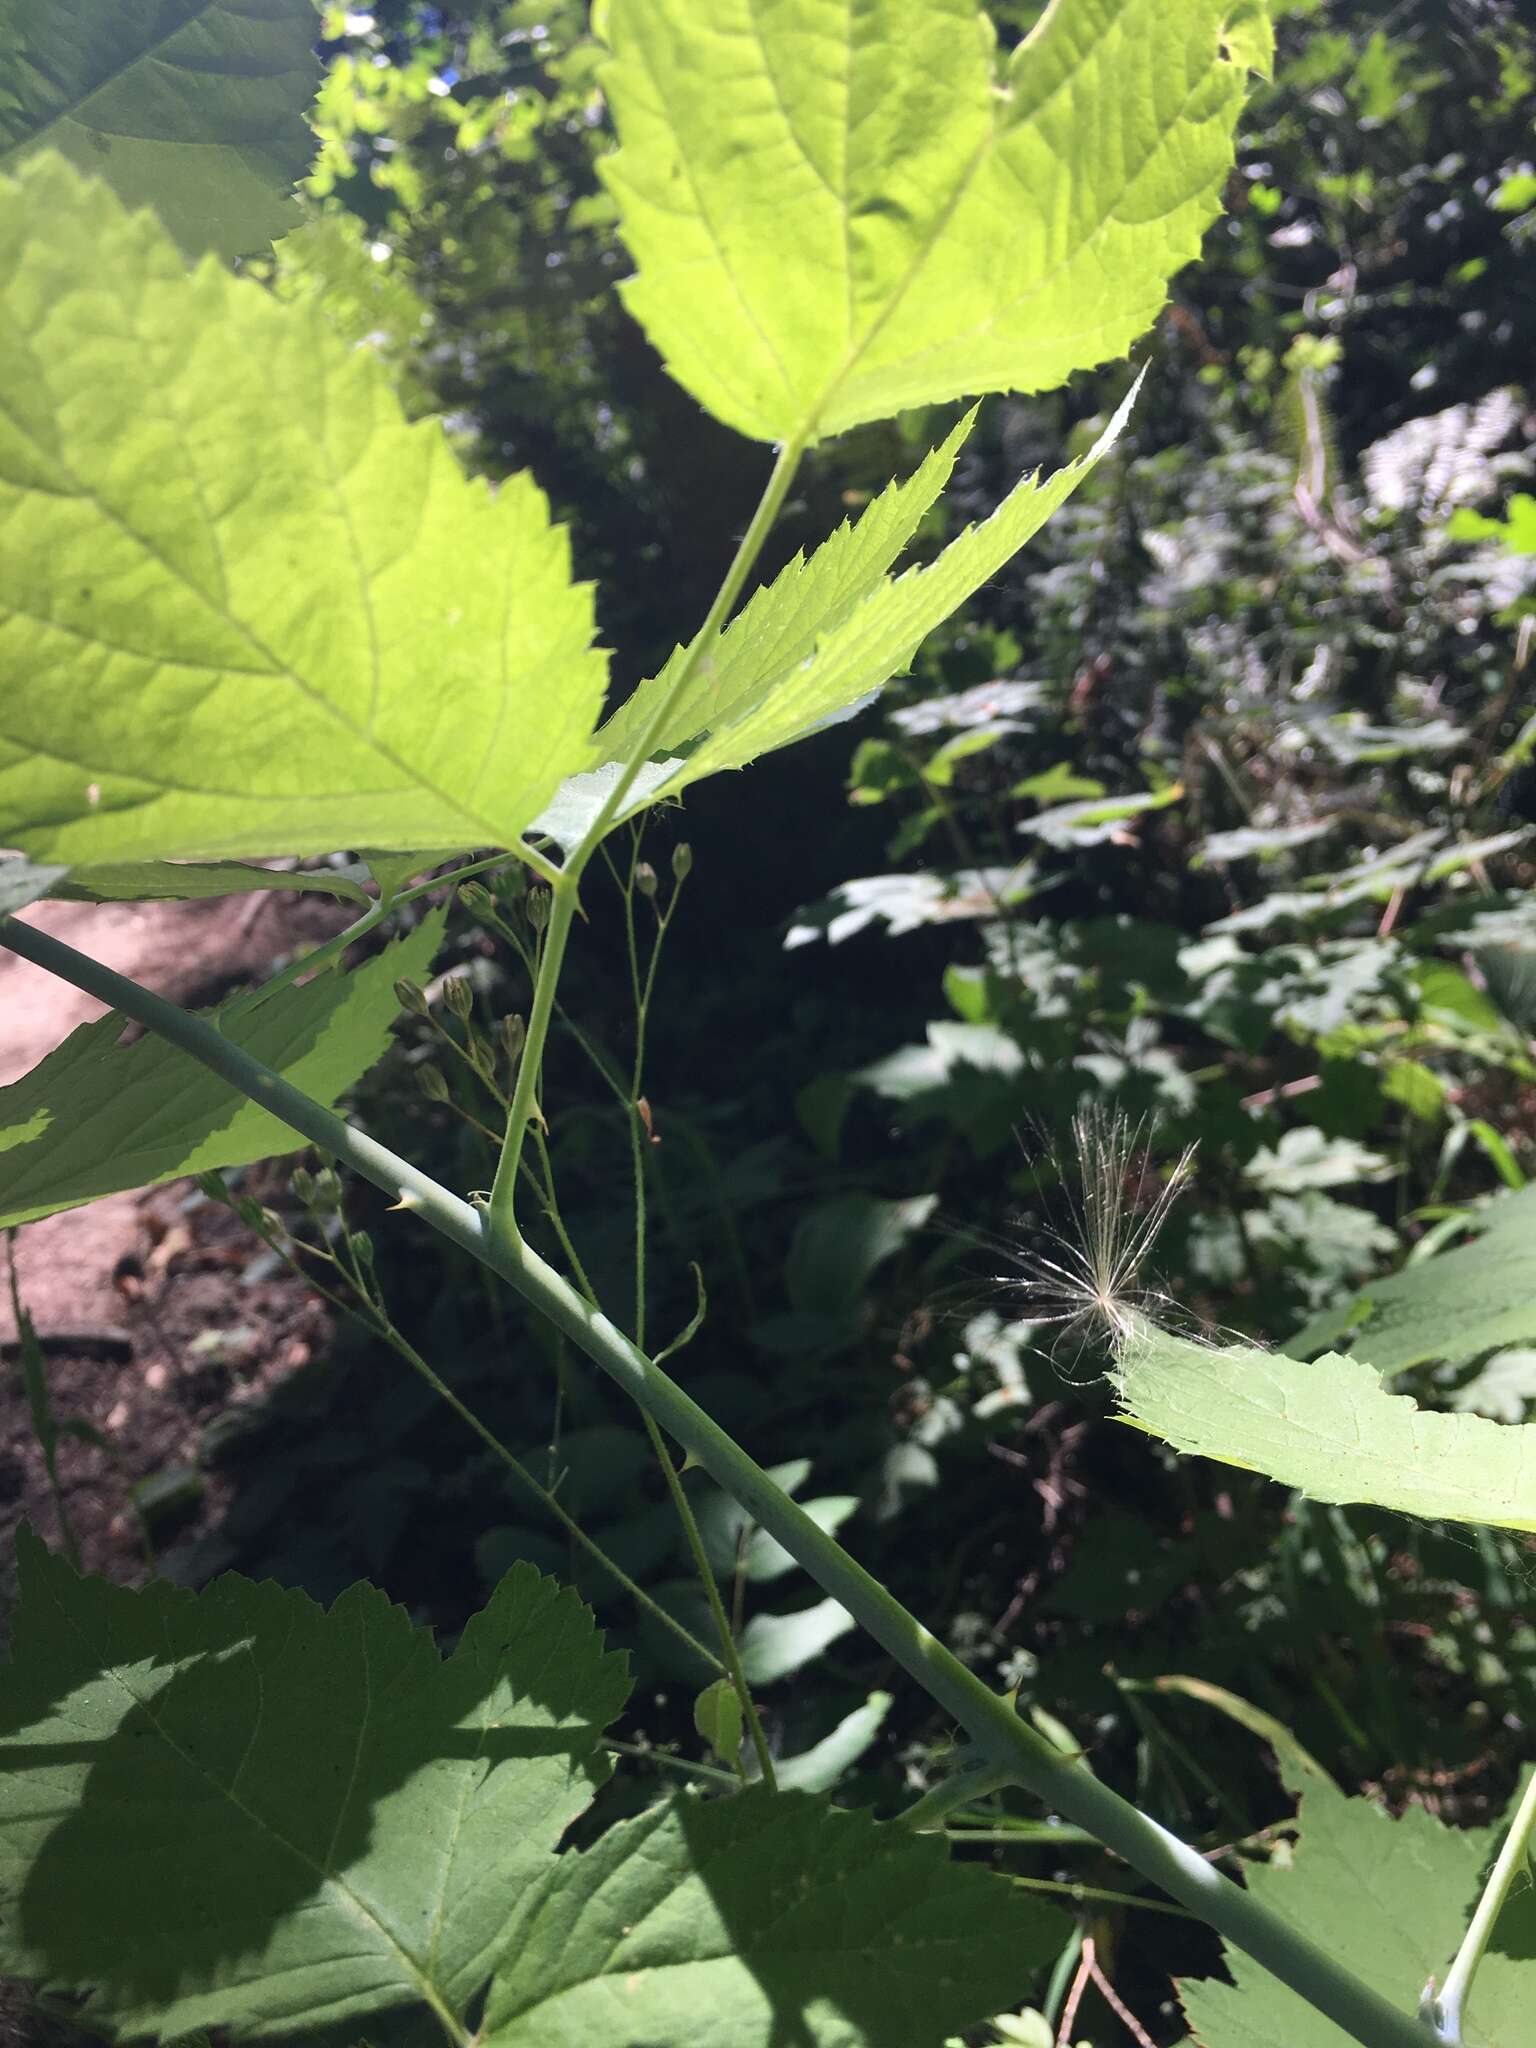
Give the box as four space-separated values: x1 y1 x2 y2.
0 1531 631 2040
1180 1768 1534 2047
482 1788 1063 2047
0 0 320 259
1292 1182 1536 1375
1115 1321 1536 1533
0 155 607 870
0 911 445 1228
609 392 1136 808
600 0 1272 442
598 413 975 761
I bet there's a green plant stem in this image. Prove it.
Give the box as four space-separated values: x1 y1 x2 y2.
944 1826 1099 1848
900 1760 1020 1830
5 1234 79 1569
0 914 1438 2048
1043 1925 1085 2031
240 1204 724 1676
605 1736 742 1791
1425 1766 1536 2043
639 1408 777 1788
1008 1876 1194 1922
225 853 520 1018
484 433 807 1240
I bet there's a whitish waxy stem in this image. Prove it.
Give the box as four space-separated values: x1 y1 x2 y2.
0 915 1443 2048
1422 1766 1536 2045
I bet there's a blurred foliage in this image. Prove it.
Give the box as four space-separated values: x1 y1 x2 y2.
169 4 1536 2037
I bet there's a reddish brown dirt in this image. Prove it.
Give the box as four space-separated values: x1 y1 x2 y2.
0 895 350 1582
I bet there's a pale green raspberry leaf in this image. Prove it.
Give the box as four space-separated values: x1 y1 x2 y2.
1115 1320 1536 1534
0 0 321 259
600 0 1272 442
0 909 444 1227
0 1529 630 2039
0 154 607 869
483 1787 1065 2047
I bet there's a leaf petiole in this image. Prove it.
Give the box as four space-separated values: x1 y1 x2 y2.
1423 1766 1536 2044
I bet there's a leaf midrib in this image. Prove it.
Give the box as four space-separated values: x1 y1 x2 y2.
687 0 1228 441
45 1578 455 2033
0 315 538 855
0 0 296 169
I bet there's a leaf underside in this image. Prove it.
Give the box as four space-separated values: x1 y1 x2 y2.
0 0 321 259
0 909 445 1228
601 0 1273 442
0 154 608 871
1116 1320 1536 1533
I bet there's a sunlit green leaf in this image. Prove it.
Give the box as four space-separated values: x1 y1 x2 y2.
599 414 973 762
1019 784 1182 850
483 1788 1062 2046
0 155 606 869
620 395 1134 805
1295 1183 1536 1373
740 1599 856 1685
1116 1317 1536 1533
600 0 1272 441
0 910 445 1228
0 1531 630 2038
0 0 321 258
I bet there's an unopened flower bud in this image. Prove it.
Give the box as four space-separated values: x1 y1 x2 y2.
234 1195 267 1234
394 977 430 1017
445 975 474 1022
290 1167 316 1205
350 1230 375 1276
671 842 693 883
634 862 658 899
311 1168 343 1211
526 887 552 931
459 881 494 916
500 1013 526 1064
195 1171 231 1205
416 1064 450 1103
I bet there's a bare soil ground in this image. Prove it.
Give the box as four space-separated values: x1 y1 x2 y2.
0 894 350 1582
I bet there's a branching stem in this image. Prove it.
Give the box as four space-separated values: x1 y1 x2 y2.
0 912 1440 2048
1424 1765 1536 2043
483 433 807 1241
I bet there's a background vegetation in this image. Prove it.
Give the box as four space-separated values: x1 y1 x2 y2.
9 2 1536 2040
